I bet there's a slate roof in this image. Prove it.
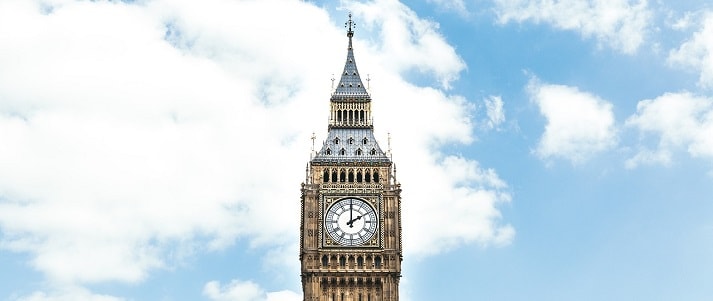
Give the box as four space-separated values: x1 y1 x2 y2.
312 128 390 164
312 16 390 165
331 18 369 101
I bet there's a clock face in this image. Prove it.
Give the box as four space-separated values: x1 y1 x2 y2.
325 198 378 246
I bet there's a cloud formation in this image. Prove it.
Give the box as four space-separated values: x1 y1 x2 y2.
203 279 301 301
493 0 651 53
528 78 618 163
0 0 513 298
626 92 713 168
484 95 506 130
351 0 466 89
668 12 713 89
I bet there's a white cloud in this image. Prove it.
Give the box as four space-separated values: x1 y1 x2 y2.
528 78 618 163
625 92 713 168
0 0 332 286
484 95 506 130
493 0 651 54
668 12 713 88
350 0 467 89
427 0 467 15
0 0 512 297
203 280 301 301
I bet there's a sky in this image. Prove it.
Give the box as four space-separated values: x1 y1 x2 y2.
1 0 713 300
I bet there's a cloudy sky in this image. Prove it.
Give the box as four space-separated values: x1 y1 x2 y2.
1 0 713 300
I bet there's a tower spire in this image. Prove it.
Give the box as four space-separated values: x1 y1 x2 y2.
333 13 369 99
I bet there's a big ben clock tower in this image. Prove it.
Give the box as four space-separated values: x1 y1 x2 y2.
300 14 402 301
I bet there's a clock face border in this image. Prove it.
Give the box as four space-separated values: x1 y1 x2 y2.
320 195 382 248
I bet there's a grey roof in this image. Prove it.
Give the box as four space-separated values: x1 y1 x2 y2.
313 18 389 165
312 128 390 164
332 27 369 100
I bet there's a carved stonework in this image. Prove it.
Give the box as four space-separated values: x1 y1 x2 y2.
300 14 401 301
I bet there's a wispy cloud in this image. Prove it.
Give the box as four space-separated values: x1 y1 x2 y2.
493 0 652 54
626 92 713 168
527 77 618 164
668 11 713 89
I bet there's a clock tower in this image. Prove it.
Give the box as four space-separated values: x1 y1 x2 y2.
300 15 402 301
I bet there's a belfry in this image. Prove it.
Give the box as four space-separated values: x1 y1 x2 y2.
300 14 402 301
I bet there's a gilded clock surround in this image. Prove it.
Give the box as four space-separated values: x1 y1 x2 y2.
322 196 381 248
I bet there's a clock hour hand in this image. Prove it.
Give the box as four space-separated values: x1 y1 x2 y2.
346 214 363 227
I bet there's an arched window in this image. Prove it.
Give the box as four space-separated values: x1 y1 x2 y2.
356 171 363 182
370 148 376 155
326 148 331 155
349 110 353 123
348 137 354 144
365 171 371 183
339 256 346 267
340 170 346 182
348 170 354 182
356 148 362 155
360 110 364 122
357 256 364 267
322 255 328 267
339 148 346 155
331 170 338 182
375 256 381 268
334 137 339 145
362 137 368 144
323 169 329 182
373 170 380 183
337 110 342 123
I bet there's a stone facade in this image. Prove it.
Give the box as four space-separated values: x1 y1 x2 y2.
300 15 402 301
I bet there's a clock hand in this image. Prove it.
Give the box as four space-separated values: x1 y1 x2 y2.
346 215 363 227
349 200 353 228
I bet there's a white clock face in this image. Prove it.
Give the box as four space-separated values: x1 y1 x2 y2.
325 198 378 246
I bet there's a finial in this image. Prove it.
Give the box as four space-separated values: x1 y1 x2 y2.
366 74 371 91
311 132 316 151
331 74 335 91
345 12 355 37
387 132 392 159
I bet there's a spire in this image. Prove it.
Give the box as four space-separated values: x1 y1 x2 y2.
333 13 369 99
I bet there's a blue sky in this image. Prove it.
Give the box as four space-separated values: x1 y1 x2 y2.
1 0 713 300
